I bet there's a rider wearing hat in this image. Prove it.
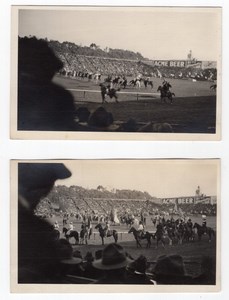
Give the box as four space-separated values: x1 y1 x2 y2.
138 221 145 238
67 221 74 235
202 215 207 233
187 218 193 229
104 220 111 237
54 220 59 230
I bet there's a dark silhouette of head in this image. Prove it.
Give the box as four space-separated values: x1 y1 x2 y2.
18 163 71 210
18 36 63 81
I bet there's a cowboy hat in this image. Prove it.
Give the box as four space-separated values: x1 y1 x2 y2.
92 243 133 270
57 239 82 265
153 254 185 277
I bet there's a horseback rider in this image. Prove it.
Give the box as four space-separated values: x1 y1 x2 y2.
202 215 207 233
156 220 165 236
53 220 59 230
137 221 145 238
162 80 171 93
63 213 68 226
67 221 74 235
186 218 193 229
104 221 111 237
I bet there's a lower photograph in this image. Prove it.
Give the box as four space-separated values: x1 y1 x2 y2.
10 159 220 292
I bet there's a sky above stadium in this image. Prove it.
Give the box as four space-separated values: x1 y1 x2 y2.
55 160 219 198
18 7 221 61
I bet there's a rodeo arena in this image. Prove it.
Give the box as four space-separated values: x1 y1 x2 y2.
18 37 217 133
18 163 217 285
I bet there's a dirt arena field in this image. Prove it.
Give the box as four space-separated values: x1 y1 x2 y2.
53 75 217 133
49 215 217 277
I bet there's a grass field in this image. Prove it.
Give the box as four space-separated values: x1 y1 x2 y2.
53 75 217 133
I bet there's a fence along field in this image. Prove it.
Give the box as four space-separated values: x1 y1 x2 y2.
53 75 217 133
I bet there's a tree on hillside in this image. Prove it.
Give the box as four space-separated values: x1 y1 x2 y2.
90 43 100 50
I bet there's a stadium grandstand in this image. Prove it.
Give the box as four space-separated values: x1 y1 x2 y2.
34 184 216 219
19 37 217 81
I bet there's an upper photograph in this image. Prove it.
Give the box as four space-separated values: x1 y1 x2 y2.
11 6 221 140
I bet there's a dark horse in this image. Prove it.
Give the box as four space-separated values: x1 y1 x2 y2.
128 227 154 248
193 222 215 242
154 226 166 249
183 225 195 242
79 223 93 245
157 86 175 104
95 223 118 245
99 83 119 104
143 79 153 89
63 227 79 245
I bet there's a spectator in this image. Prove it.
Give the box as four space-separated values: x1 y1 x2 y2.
18 37 78 131
57 239 84 278
18 163 71 283
88 107 114 130
92 243 133 284
153 254 192 284
83 252 104 279
192 256 216 285
127 255 155 284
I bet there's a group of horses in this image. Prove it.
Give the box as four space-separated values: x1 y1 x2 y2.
51 217 215 250
52 222 118 246
99 78 175 104
127 220 215 249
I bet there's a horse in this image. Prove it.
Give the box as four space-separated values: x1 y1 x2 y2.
143 79 153 89
99 83 119 104
128 227 154 248
183 225 195 242
119 78 127 89
165 224 177 246
121 215 133 227
128 78 142 88
112 76 121 86
193 222 215 242
175 223 186 245
62 227 79 245
157 86 175 104
154 226 166 249
79 226 90 245
94 223 118 245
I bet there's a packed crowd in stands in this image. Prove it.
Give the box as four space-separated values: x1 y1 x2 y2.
42 37 217 81
55 52 217 82
35 189 217 221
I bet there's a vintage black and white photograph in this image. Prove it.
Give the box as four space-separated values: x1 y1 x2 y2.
11 6 221 140
11 159 220 292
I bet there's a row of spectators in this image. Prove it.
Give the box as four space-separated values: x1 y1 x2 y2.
24 237 215 285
